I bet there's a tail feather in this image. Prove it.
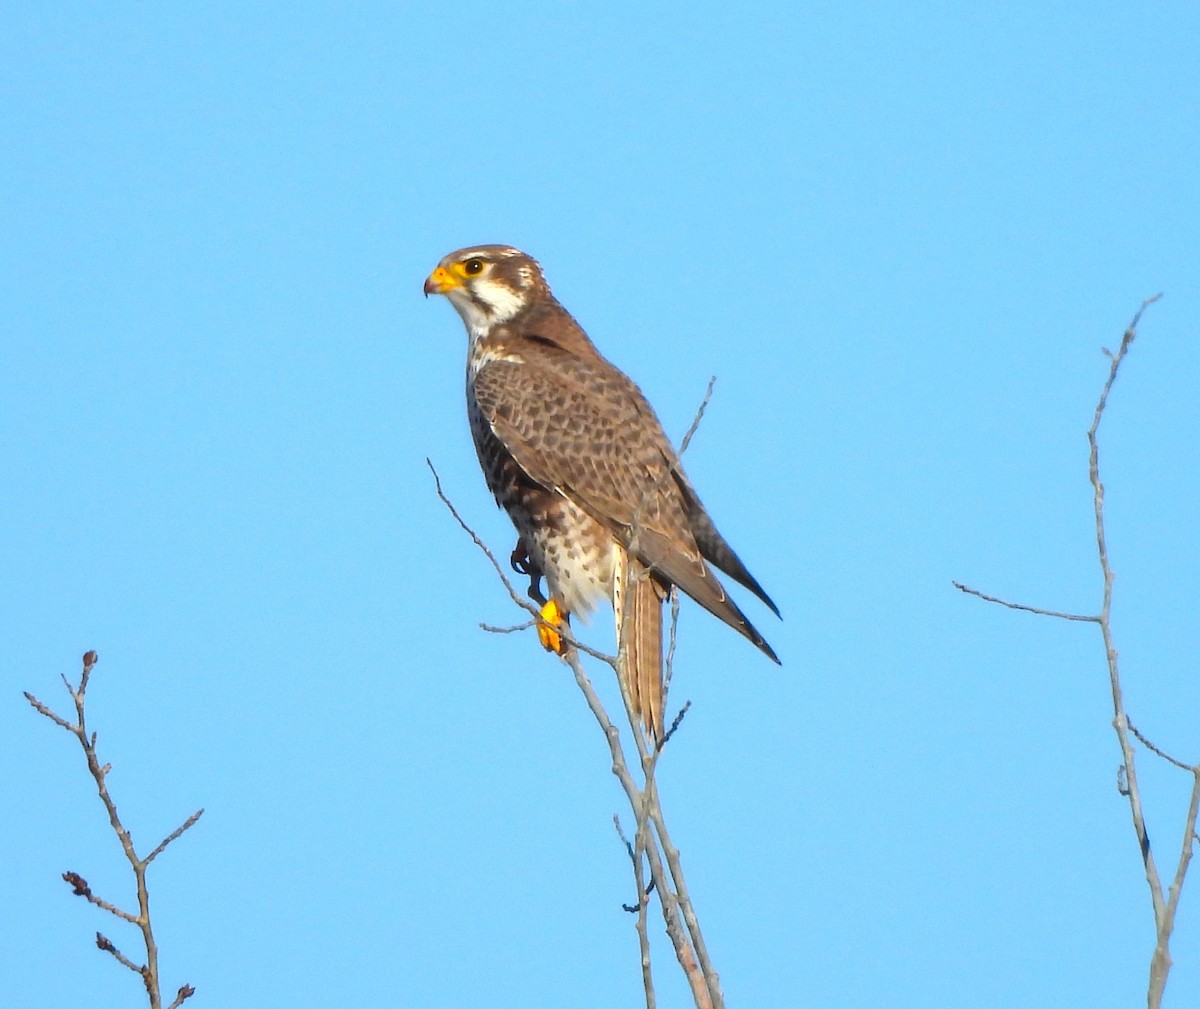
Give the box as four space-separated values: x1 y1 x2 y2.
614 549 666 741
628 570 664 740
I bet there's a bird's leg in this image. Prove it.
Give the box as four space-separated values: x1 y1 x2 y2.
510 538 569 655
509 539 546 605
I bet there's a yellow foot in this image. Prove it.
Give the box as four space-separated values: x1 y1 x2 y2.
537 599 568 655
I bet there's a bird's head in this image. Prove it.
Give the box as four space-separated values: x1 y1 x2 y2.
424 245 547 332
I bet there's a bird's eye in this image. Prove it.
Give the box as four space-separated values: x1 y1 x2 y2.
463 258 485 275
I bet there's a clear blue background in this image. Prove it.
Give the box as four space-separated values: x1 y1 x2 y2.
4 5 1198 1007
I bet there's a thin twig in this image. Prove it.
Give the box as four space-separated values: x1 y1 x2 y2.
479 620 535 635
954 294 1198 1009
664 588 681 699
1127 719 1196 774
166 986 197 1009
951 582 1097 622
659 702 692 751
22 692 76 731
1152 769 1200 1004
1088 299 1167 942
96 932 144 974
564 648 714 1009
427 459 541 619
677 377 717 457
26 652 200 1008
62 872 139 923
146 810 206 866
615 815 657 1009
643 776 721 1008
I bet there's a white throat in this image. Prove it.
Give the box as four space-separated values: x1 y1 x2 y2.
447 276 526 334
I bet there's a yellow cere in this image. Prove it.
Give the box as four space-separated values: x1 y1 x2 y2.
425 265 460 293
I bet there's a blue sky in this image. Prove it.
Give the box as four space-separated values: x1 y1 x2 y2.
4 4 1199 1007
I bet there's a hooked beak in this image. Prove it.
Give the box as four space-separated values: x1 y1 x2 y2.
423 265 459 298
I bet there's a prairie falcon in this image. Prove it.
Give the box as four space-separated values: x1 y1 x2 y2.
424 245 780 738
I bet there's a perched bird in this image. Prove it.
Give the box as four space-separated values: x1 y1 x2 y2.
424 245 779 739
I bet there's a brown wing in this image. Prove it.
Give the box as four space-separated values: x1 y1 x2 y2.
472 344 779 662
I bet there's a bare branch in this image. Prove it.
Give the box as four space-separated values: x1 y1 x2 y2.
564 647 716 1008
166 984 198 1009
23 691 76 732
1126 719 1196 774
96 932 145 975
146 809 206 866
63 872 139 923
950 582 1098 622
27 652 199 1008
615 815 657 1009
427 458 535 616
480 620 535 635
954 295 1197 1008
658 701 692 752
1086 300 1168 943
676 377 717 457
664 588 681 696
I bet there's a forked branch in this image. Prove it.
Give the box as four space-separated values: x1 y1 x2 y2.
955 295 1197 1008
25 652 202 1009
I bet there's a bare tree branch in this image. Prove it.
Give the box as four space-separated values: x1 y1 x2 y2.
96 931 146 974
1127 719 1196 775
146 810 207 866
26 652 201 1009
950 582 1097 623
166 985 198 1009
62 872 140 924
677 377 717 457
561 647 716 1008
955 294 1198 1008
617 815 657 1007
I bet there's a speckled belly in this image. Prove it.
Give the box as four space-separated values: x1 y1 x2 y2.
470 396 615 618
516 496 614 619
